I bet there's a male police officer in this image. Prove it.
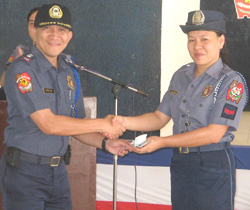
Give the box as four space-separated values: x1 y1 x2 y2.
0 3 129 209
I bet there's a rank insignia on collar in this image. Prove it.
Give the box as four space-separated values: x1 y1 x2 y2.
20 54 34 63
226 80 243 104
201 85 213 97
16 72 33 94
67 75 74 90
170 90 178 95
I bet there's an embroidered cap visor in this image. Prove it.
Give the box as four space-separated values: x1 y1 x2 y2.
180 10 226 34
35 4 72 30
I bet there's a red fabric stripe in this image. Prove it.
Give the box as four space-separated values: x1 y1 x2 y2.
96 201 172 210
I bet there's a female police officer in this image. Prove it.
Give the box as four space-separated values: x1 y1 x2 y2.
112 10 248 210
0 3 129 209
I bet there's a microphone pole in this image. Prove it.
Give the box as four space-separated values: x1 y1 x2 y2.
78 64 148 97
64 58 148 210
63 58 148 97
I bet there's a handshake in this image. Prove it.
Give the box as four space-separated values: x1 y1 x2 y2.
98 115 129 157
99 115 157 156
101 115 127 139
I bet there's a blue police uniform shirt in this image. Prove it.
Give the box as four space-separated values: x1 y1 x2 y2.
4 45 86 156
158 58 247 143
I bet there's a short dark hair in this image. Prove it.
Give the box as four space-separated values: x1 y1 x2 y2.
27 7 40 22
216 32 228 65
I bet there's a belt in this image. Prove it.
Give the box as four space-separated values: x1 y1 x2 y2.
176 142 231 154
19 151 62 167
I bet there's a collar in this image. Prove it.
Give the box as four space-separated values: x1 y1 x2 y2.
31 46 54 73
204 58 224 79
185 63 196 78
31 46 68 73
185 58 224 80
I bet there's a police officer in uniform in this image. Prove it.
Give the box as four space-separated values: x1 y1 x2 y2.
112 10 249 210
0 3 129 210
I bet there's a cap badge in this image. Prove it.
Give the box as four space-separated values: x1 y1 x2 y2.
49 5 63 19
192 10 205 25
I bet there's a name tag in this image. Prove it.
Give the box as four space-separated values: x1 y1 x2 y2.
43 88 54 94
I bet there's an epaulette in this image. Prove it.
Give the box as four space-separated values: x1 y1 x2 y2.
19 53 35 64
213 65 236 105
181 62 195 70
176 62 195 74
222 64 234 76
184 62 194 67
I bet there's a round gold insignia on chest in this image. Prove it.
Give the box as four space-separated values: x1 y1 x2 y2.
201 85 213 97
67 75 75 90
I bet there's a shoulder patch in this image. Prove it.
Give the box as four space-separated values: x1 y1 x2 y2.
226 80 243 104
16 72 33 94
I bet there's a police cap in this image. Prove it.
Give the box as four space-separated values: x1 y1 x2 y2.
180 10 226 34
34 3 72 30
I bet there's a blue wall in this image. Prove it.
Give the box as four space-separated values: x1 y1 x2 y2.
0 0 162 139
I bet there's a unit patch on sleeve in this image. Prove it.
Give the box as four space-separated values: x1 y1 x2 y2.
16 72 33 94
226 80 243 104
221 103 238 120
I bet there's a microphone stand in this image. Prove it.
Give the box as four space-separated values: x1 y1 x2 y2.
65 59 148 210
112 84 121 210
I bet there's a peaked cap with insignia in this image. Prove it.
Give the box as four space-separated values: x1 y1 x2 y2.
180 10 226 34
34 3 72 30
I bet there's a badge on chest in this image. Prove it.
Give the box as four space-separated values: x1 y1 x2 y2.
67 75 74 90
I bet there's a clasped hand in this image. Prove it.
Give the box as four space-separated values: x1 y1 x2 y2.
102 115 126 139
